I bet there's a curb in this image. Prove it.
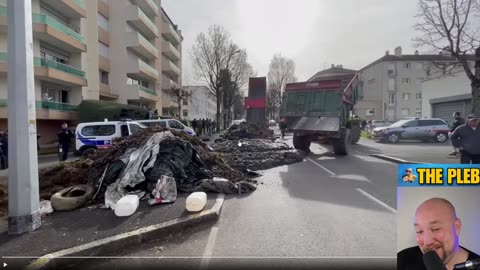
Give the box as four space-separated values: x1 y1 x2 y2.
26 194 225 270
369 154 429 164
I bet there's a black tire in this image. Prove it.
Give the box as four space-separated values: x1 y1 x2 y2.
51 185 94 211
76 146 97 157
351 125 361 145
332 128 351 155
293 134 311 151
387 133 400 143
435 132 448 143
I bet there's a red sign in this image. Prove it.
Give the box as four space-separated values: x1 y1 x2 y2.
244 98 266 109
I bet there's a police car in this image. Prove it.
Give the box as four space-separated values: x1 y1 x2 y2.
75 120 146 155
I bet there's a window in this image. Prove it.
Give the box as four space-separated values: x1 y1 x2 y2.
401 109 410 116
129 124 143 134
40 47 69 64
388 79 395 91
416 108 422 116
366 109 374 116
41 85 70 104
388 93 396 105
420 120 446 126
403 93 410 100
183 100 188 106
416 78 423 90
402 78 410 84
168 120 184 129
404 63 411 69
406 120 419 127
416 93 422 100
387 63 395 75
98 42 110 58
100 70 109 84
183 110 188 117
97 13 109 31
81 125 116 136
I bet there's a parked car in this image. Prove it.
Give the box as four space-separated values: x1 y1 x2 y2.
268 120 277 126
372 118 449 143
370 120 389 129
137 119 196 136
75 120 146 155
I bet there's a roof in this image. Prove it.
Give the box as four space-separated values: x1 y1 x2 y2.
308 66 358 82
360 54 475 71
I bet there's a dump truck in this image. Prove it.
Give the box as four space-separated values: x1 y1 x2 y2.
279 73 361 155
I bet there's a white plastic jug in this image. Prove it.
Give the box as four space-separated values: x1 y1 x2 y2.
114 195 139 217
186 192 207 212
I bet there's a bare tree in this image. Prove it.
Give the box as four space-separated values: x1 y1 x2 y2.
414 0 480 115
191 25 247 132
267 54 297 120
163 86 192 120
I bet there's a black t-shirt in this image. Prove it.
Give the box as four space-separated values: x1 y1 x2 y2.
398 246 480 270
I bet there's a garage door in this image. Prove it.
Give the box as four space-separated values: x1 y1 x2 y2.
432 100 471 123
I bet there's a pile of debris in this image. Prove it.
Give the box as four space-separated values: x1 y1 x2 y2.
221 121 275 141
211 139 306 171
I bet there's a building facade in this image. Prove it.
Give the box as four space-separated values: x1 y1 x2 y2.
183 86 217 122
358 46 470 122
0 0 182 145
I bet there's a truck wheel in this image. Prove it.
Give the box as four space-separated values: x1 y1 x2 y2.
351 125 361 145
332 128 351 155
293 134 311 151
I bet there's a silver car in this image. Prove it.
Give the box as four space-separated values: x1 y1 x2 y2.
372 118 450 143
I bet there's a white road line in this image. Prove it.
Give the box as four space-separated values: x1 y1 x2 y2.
307 158 336 176
356 188 397 214
199 226 219 270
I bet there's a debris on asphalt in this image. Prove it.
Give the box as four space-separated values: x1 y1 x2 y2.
40 200 53 216
50 185 94 211
148 176 177 206
222 121 274 140
211 139 306 171
186 192 207 212
114 194 140 217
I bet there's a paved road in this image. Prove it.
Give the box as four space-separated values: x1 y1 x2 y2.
87 135 397 269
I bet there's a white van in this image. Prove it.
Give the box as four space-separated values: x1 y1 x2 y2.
137 119 196 136
75 120 146 155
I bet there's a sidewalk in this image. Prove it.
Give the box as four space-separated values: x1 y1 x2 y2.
1 193 222 268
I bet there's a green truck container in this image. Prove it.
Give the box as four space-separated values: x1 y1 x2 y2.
279 73 361 155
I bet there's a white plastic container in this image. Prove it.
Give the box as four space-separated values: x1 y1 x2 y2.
114 195 140 217
186 192 207 212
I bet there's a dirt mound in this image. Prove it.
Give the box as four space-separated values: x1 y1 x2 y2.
211 139 306 171
222 122 274 140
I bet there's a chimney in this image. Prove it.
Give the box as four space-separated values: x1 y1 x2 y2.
385 50 390 56
394 46 402 56
331 64 335 68
414 50 419 55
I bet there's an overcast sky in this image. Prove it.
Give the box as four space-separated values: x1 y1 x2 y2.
162 0 421 84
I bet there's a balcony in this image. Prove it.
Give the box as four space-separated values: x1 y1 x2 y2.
126 5 158 39
0 6 6 32
0 99 78 120
162 41 180 62
99 55 110 72
161 21 181 46
126 84 160 102
162 59 180 78
127 53 159 81
126 31 158 60
0 52 6 73
98 0 110 19
98 26 110 46
34 57 87 86
32 13 86 52
41 0 86 18
100 83 118 100
132 0 159 18
162 76 179 90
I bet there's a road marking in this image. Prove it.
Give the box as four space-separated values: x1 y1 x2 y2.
356 188 397 214
199 226 219 270
307 158 336 176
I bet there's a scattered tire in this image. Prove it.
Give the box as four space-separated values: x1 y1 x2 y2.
351 125 361 145
332 128 351 155
51 185 94 211
293 134 311 151
435 132 448 143
387 133 400 143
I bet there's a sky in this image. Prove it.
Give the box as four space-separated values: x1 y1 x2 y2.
162 0 422 85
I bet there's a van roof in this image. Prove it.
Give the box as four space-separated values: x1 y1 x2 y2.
77 120 139 126
138 119 178 122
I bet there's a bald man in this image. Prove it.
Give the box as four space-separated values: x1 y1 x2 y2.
397 198 480 270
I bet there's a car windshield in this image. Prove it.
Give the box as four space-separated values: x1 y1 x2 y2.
390 120 411 127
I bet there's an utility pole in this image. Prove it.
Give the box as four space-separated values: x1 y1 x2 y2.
7 0 41 234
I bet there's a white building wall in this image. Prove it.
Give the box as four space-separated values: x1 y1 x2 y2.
422 72 471 118
184 86 216 121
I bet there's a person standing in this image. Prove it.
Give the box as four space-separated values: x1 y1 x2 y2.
57 122 74 162
201 118 206 135
0 129 7 169
450 114 480 164
449 112 465 156
279 118 287 139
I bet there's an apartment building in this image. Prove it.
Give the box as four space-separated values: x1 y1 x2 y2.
357 46 472 122
159 7 182 117
183 86 217 122
0 0 183 145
